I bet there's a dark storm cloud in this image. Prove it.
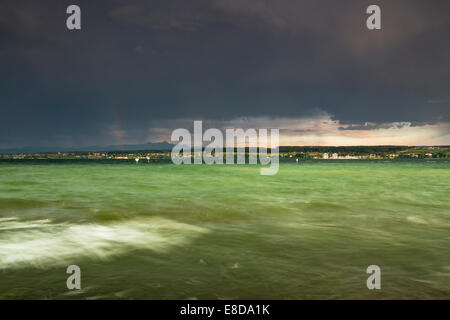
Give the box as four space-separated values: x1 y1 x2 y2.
0 0 449 147
339 122 413 131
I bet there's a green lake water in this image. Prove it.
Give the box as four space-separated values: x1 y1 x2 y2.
0 160 449 299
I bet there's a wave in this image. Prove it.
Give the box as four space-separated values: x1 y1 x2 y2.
0 217 209 270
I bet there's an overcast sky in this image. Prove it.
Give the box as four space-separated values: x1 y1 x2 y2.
1 0 449 147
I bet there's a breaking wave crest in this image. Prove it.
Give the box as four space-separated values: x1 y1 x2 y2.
0 217 209 270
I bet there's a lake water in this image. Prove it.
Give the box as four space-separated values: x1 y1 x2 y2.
0 160 449 299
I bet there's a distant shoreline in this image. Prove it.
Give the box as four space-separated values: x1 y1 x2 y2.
1 146 449 160
0 159 448 165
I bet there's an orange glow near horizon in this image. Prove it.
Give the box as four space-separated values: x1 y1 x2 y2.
278 123 450 146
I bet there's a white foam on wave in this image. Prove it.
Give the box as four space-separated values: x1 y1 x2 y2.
406 216 428 224
0 218 52 231
0 217 209 270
